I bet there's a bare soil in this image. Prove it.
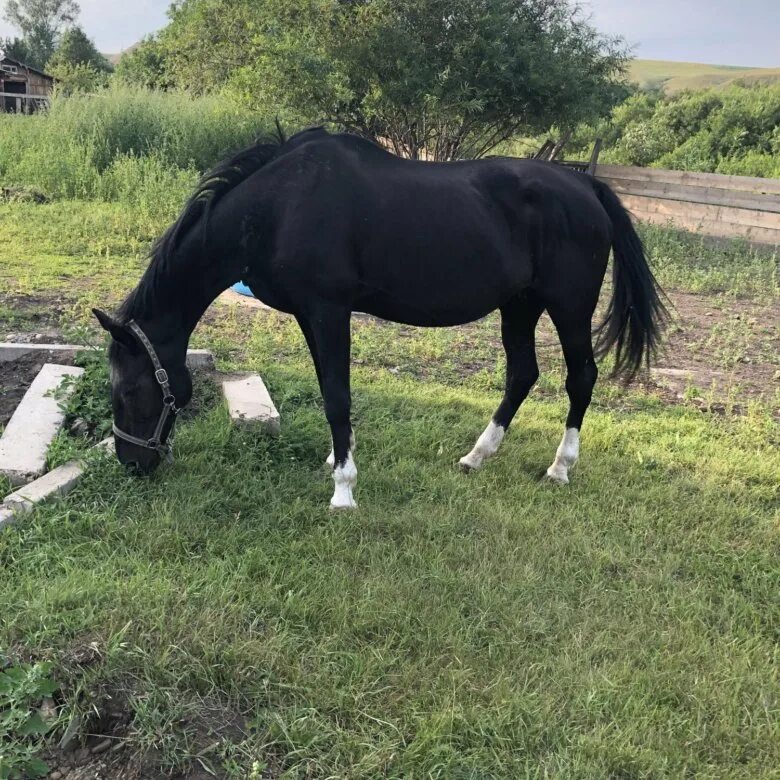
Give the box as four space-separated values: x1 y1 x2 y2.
0 352 77 428
1 289 777 424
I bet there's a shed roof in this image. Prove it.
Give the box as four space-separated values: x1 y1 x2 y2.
1 56 54 81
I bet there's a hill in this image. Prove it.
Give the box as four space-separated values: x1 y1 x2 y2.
104 43 140 66
629 59 780 93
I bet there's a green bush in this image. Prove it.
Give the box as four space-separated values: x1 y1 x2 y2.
570 82 780 177
0 86 270 206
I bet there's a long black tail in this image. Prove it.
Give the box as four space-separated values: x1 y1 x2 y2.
591 178 668 380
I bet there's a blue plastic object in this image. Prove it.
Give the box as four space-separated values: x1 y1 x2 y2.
232 281 254 297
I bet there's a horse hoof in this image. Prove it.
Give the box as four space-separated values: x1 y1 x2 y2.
459 456 480 473
544 467 569 485
330 499 357 511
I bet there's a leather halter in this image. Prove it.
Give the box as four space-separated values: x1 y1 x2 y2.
112 320 181 461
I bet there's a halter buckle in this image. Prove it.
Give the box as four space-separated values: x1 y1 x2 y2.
155 368 169 385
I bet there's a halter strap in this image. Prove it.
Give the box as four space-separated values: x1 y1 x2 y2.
112 320 181 461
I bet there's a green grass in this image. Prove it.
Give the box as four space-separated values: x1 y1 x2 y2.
1 197 779 776
628 59 780 93
2 357 779 777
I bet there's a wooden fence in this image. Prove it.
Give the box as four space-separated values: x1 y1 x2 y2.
595 165 780 246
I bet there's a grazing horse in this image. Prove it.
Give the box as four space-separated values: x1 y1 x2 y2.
94 127 666 509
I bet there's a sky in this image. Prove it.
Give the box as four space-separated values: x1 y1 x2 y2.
0 0 778 67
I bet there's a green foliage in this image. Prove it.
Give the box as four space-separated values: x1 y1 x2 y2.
147 0 630 160
2 0 80 69
114 35 172 90
0 86 268 206
0 661 59 779
47 61 110 94
0 35 32 63
56 348 112 441
47 24 111 73
571 82 780 177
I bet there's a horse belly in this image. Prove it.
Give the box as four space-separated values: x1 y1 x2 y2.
356 234 526 327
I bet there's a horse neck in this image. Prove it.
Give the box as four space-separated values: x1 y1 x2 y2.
124 240 239 360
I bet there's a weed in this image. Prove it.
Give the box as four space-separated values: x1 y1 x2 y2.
0 661 59 779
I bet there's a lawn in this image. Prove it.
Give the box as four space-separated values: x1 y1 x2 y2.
1 199 779 778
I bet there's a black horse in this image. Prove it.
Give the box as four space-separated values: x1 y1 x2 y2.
94 127 666 508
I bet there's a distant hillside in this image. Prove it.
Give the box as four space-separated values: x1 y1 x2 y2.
629 59 780 93
105 43 140 66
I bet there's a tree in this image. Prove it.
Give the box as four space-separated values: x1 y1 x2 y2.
0 35 32 63
152 0 630 160
47 24 111 73
3 0 80 69
114 36 174 90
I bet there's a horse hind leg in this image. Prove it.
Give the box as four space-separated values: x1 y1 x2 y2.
544 305 598 484
460 293 544 471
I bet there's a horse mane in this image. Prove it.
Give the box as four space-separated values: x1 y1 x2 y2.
118 123 324 322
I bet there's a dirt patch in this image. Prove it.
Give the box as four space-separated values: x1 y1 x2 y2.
0 352 77 428
0 293 71 343
648 291 779 408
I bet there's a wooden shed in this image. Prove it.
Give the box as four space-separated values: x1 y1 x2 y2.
0 56 54 113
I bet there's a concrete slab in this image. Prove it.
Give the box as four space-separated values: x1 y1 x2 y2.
222 374 280 434
4 461 84 515
1 437 114 527
0 363 84 485
185 349 214 369
0 343 214 369
0 506 16 529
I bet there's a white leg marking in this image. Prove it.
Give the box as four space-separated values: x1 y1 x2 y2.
546 427 580 484
459 420 506 472
327 431 355 470
330 452 358 509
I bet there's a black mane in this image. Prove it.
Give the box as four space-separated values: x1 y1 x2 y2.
117 124 295 322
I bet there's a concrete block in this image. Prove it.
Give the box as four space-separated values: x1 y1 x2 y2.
222 374 280 434
0 342 83 363
1 437 114 527
0 506 17 529
0 363 84 485
185 349 214 369
4 461 84 515
0 342 214 369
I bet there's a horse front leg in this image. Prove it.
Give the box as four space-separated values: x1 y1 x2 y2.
302 305 357 509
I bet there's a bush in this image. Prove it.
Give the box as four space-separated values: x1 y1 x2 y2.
569 82 780 177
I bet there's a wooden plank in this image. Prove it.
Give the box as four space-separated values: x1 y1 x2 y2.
617 194 780 245
599 177 780 213
615 193 779 230
597 164 780 196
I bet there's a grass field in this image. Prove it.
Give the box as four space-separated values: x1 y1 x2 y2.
0 198 779 778
628 59 780 93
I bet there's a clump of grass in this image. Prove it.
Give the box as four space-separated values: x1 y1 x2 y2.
0 86 269 208
639 223 778 297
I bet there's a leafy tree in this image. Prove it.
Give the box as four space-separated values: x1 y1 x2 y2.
114 35 174 90
47 25 111 73
2 0 80 69
152 0 630 160
1 34 32 62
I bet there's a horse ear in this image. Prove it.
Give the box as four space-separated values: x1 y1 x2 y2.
92 308 136 350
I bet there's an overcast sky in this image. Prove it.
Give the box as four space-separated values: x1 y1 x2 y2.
1 0 778 67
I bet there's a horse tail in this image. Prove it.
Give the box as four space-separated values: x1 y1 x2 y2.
591 178 668 380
